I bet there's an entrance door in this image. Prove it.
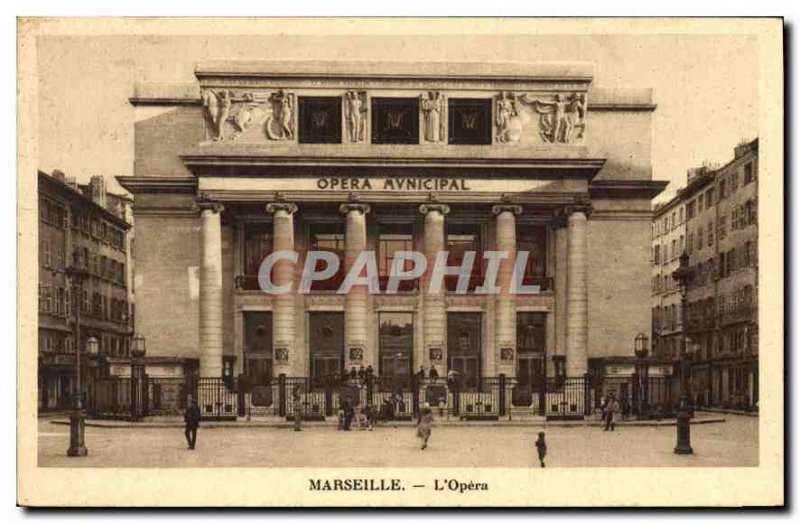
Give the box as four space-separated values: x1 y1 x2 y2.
244 312 273 385
517 357 543 387
309 312 344 382
447 312 482 390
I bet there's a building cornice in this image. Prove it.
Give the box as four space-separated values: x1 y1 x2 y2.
180 147 606 179
589 179 668 200
116 176 198 195
194 60 595 83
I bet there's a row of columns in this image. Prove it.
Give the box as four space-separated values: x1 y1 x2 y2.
196 197 590 378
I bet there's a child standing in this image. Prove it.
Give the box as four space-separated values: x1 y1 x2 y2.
535 432 547 468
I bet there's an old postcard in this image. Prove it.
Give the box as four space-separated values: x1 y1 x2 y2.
17 17 784 507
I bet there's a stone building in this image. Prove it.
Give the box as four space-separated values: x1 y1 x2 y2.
119 61 666 413
38 170 133 409
682 139 759 409
651 195 687 361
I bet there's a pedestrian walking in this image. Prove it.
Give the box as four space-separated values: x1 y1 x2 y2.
343 401 355 431
605 392 621 431
600 394 608 425
357 365 366 383
337 407 345 430
416 403 434 450
365 404 376 431
535 432 547 468
184 395 200 450
292 385 303 432
381 398 394 423
429 365 439 380
416 365 426 381
349 366 358 383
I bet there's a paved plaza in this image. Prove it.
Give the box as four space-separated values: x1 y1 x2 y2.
37 415 758 468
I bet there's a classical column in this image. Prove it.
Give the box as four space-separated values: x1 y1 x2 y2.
198 199 224 378
340 202 371 370
492 203 522 375
552 210 568 377
419 203 450 370
266 201 298 377
565 205 590 377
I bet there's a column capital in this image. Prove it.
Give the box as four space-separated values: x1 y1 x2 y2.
492 204 522 216
266 202 298 215
564 204 592 218
339 203 371 215
419 203 450 216
196 196 224 214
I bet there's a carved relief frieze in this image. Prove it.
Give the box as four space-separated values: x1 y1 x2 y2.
200 88 297 142
519 92 587 144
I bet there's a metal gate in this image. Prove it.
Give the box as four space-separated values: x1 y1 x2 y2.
195 377 237 420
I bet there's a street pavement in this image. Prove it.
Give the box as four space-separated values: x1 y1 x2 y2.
38 415 758 468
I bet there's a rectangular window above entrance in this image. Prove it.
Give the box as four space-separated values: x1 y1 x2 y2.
309 222 346 291
517 224 549 291
378 222 416 291
240 224 272 290
446 223 484 292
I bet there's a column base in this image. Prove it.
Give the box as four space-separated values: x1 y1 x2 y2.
67 446 88 457
674 445 694 455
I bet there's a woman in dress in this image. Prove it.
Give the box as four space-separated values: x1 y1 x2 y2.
416 403 434 450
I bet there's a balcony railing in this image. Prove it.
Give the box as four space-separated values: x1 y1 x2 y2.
719 306 757 326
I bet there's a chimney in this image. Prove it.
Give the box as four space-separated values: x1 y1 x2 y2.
89 175 107 208
65 177 78 190
51 169 66 183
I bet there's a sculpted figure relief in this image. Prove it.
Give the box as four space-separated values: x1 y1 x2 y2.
200 90 271 141
420 91 445 142
265 90 295 141
495 91 522 143
521 92 587 144
201 89 233 141
345 91 367 143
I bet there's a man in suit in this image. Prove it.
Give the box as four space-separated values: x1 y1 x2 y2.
184 395 201 449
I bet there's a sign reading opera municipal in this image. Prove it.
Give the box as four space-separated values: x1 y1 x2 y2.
120 60 667 419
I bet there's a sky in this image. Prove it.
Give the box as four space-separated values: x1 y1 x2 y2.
35 32 758 202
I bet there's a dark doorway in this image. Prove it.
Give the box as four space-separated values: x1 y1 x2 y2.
244 312 273 385
447 312 482 390
379 312 414 390
309 312 345 381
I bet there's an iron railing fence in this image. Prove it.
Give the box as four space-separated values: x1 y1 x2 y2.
89 373 682 422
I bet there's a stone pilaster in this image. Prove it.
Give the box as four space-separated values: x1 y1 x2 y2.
198 199 224 378
419 203 450 369
565 205 590 377
266 201 298 377
340 202 371 369
492 203 522 375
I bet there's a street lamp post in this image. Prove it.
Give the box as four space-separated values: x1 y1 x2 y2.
130 333 146 421
672 252 694 455
633 333 649 419
65 263 90 457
